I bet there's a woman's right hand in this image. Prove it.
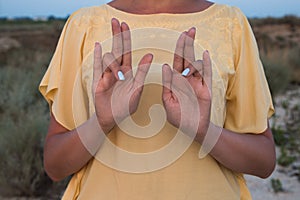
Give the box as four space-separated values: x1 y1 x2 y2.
93 18 153 134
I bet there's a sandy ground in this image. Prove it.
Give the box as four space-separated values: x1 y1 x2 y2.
246 164 300 200
246 87 300 200
2 172 299 200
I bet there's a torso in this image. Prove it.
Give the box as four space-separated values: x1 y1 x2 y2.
59 3 252 199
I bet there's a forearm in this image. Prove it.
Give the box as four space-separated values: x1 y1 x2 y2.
196 123 276 178
44 114 106 181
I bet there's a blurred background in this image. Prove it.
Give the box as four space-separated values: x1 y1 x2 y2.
0 0 299 199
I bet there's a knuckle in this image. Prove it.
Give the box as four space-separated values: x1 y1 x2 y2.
103 52 112 59
174 55 183 62
138 65 149 74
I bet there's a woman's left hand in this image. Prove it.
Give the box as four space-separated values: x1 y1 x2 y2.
162 28 276 179
162 28 212 141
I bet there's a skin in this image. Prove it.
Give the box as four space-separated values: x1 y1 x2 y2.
108 0 214 14
44 0 276 181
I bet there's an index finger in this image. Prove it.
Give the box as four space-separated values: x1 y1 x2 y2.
173 31 186 73
92 42 103 99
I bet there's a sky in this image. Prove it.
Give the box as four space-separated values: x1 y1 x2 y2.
0 0 299 18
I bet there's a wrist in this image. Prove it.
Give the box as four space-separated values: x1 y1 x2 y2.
197 122 223 158
77 114 108 156
95 113 116 134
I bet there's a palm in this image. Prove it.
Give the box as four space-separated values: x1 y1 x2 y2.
93 19 153 133
187 75 211 102
96 74 144 122
162 28 212 137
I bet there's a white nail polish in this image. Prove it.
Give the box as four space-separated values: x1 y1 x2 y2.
182 68 190 76
118 71 125 80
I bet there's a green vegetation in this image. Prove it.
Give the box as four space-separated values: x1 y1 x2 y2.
0 16 66 25
271 178 284 193
250 15 300 27
0 20 65 41
0 63 51 196
288 47 300 83
262 57 291 96
278 147 296 167
270 87 300 193
0 25 67 197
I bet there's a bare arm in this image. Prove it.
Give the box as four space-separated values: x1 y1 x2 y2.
198 123 276 178
44 114 104 181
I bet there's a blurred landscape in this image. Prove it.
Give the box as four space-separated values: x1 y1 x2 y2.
0 16 300 199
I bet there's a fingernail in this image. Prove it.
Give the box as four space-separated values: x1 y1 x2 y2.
190 27 196 32
118 71 125 80
121 22 127 27
95 41 100 47
148 53 154 59
205 50 210 55
182 68 190 76
111 18 119 24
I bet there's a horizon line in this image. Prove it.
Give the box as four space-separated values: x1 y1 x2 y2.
1 13 300 20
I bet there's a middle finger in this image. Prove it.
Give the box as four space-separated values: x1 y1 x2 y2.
111 18 123 65
183 27 196 69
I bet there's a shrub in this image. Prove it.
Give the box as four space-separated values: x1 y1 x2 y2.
0 23 69 195
277 147 296 167
262 57 291 96
249 15 300 27
288 47 300 83
271 178 284 193
0 103 51 196
0 65 54 197
272 127 288 146
271 87 300 180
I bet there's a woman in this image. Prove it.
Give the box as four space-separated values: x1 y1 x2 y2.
39 0 276 199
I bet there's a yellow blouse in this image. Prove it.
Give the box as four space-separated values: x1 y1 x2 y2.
39 3 274 200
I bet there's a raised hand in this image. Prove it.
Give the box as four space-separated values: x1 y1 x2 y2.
93 18 153 134
162 28 212 141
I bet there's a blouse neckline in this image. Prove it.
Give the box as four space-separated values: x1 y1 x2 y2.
103 3 224 22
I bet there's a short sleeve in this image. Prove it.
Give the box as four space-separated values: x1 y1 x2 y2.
39 10 88 130
224 8 275 134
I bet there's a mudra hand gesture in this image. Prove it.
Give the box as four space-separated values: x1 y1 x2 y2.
93 18 153 134
93 19 212 140
162 27 212 142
